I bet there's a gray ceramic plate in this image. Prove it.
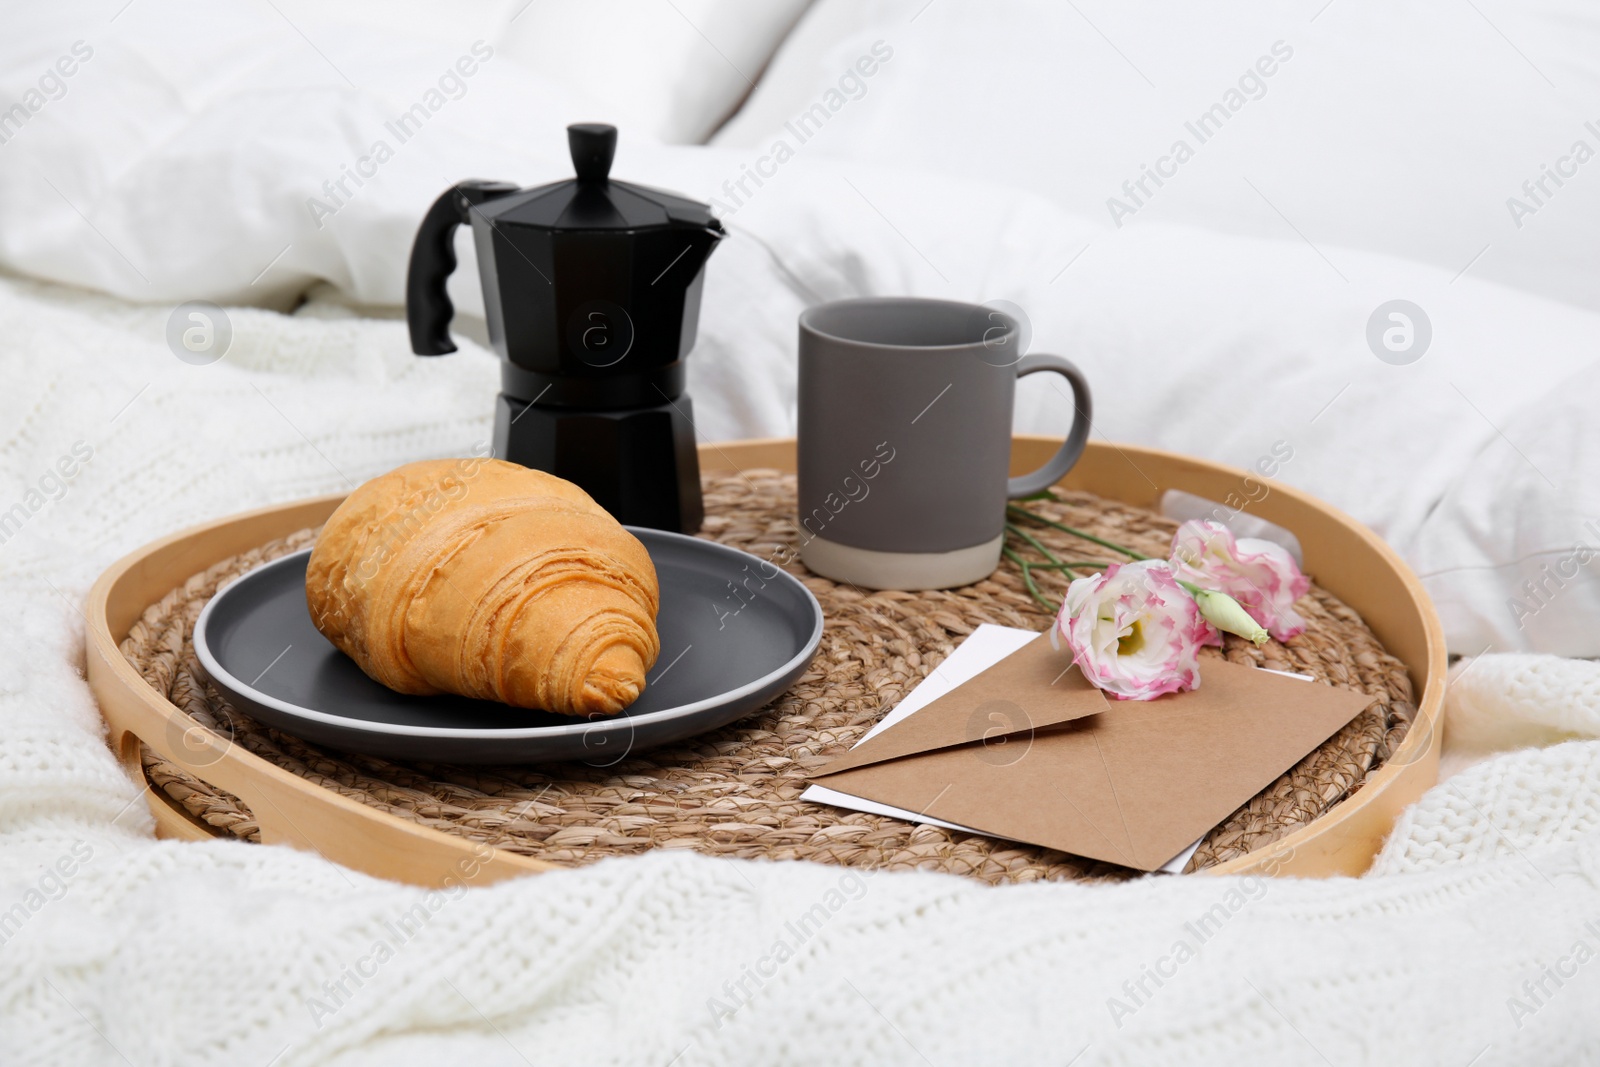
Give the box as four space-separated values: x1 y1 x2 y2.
193 530 822 764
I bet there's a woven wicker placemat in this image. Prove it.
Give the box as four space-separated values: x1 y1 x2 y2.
121 471 1416 883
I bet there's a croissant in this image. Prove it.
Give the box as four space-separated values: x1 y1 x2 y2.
305 458 660 717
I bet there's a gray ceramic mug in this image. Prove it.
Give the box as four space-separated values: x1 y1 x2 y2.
797 297 1091 590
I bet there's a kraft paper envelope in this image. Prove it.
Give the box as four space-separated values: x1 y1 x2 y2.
811 638 1376 872
818 635 1112 769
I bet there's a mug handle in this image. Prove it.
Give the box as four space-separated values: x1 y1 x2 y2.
1006 353 1093 498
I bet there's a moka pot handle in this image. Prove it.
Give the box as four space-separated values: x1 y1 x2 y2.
405 180 520 356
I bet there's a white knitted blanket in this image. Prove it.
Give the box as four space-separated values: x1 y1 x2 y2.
5 274 1600 1065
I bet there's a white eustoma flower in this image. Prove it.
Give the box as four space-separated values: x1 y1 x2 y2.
1052 559 1211 701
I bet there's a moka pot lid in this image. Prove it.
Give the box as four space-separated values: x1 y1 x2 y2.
482 123 723 234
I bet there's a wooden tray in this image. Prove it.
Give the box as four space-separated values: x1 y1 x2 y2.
86 437 1446 886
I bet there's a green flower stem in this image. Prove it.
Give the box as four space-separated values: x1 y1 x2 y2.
1003 522 1074 576
1001 505 1140 613
1013 560 1113 572
1006 504 1150 560
1002 546 1056 612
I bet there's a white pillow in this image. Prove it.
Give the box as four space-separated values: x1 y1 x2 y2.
1407 360 1600 657
496 0 812 143
0 1 618 307
714 0 1600 314
0 0 808 305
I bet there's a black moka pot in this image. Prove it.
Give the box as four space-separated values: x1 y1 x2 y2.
405 123 723 533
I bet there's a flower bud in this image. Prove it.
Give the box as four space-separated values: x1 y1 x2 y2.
1190 588 1270 645
1169 520 1310 641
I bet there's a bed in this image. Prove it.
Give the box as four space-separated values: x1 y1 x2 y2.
4 3 1600 1062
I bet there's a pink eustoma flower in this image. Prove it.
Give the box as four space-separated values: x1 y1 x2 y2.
1052 559 1211 701
1168 520 1310 642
